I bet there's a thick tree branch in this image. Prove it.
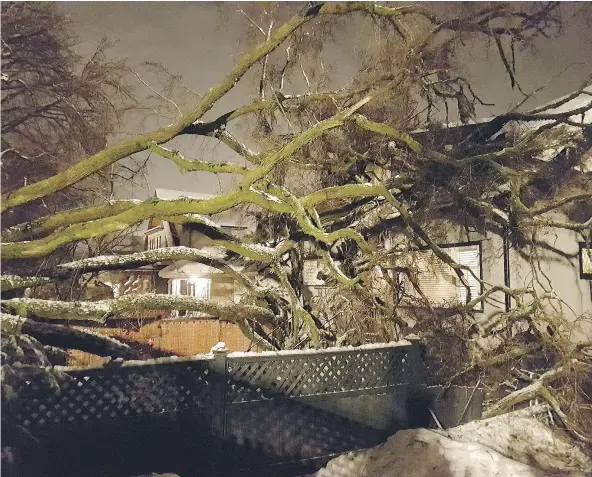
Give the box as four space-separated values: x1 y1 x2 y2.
3 1 546 212
483 359 590 418
148 143 250 174
1 313 139 359
0 3 330 212
241 95 373 187
1 274 52 292
1 200 140 242
2 293 275 324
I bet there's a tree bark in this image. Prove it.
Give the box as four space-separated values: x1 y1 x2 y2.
1 314 139 359
2 293 277 325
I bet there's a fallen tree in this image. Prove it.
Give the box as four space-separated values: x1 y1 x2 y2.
1 1 591 448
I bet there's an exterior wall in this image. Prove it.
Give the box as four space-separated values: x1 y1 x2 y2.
395 220 592 340
210 275 235 303
482 226 591 340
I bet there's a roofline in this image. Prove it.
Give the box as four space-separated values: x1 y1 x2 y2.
410 86 592 135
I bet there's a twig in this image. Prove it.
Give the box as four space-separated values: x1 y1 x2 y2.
429 408 444 429
456 378 481 426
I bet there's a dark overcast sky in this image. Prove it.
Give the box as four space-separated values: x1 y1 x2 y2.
59 2 592 199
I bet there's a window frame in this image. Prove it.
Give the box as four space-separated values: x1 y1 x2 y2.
146 228 166 250
579 243 592 279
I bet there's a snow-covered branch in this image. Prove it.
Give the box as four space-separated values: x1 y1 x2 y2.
2 294 275 324
1 274 52 291
1 313 139 359
483 359 591 418
1 200 140 242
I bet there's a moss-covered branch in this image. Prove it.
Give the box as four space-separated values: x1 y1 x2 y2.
2 2 561 214
1 190 290 259
1 200 139 242
214 130 263 164
149 143 250 174
2 293 275 324
0 4 328 212
352 114 423 153
529 192 592 217
242 95 372 187
1 274 53 292
2 180 408 261
300 183 386 209
272 184 374 253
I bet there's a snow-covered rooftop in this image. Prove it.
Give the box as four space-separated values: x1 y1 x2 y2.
154 188 217 201
411 86 592 135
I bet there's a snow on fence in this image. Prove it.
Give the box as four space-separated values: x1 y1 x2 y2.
4 341 478 477
9 341 422 431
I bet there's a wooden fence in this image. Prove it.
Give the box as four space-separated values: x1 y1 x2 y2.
2 341 481 477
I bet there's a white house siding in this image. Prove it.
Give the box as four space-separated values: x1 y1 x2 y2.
439 222 591 341
384 218 591 341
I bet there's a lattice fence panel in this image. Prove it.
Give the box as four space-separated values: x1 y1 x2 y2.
227 346 415 403
223 398 386 468
11 360 215 430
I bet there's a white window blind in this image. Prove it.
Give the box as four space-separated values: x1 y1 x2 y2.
303 259 327 286
457 246 481 306
148 233 164 250
409 243 482 310
414 253 458 305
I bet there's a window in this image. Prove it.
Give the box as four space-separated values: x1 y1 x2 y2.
580 243 592 279
407 242 483 310
303 259 326 286
169 278 211 299
147 234 163 250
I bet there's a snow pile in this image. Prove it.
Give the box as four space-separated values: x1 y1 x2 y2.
445 407 591 474
314 409 591 477
210 342 228 353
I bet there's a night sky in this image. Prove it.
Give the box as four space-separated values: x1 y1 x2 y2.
59 2 592 199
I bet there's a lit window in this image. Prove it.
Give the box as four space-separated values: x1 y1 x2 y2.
169 278 211 299
405 243 482 310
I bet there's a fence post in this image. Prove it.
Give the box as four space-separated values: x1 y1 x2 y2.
405 334 427 386
209 344 229 476
210 344 229 440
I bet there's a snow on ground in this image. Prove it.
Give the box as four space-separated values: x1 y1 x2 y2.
314 408 591 477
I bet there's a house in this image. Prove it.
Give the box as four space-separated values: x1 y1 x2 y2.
143 188 251 317
76 89 590 361
385 88 592 339
69 189 258 360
